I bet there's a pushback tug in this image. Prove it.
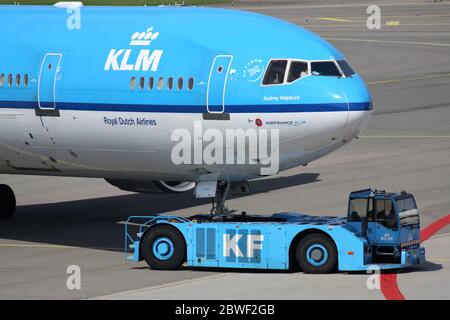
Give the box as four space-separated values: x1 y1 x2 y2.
125 184 425 273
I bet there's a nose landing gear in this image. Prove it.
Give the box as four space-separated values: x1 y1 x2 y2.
0 184 16 219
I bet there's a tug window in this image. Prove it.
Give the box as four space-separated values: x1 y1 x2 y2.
148 77 154 90
287 61 308 83
139 77 145 90
263 60 287 85
188 77 194 90
375 199 397 229
177 77 183 90
130 76 136 89
0 74 4 87
311 61 342 77
167 77 173 90
157 77 164 90
348 198 367 222
349 197 374 222
337 60 355 77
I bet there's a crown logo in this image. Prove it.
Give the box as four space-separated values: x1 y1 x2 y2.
129 26 160 46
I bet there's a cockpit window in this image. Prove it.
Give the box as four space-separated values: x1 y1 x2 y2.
311 61 342 77
263 60 287 85
337 60 355 77
287 61 308 83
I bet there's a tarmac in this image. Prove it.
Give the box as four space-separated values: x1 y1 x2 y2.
0 1 449 299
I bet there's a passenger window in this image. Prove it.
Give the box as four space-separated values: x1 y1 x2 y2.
0 73 4 87
158 77 164 90
130 76 136 89
188 77 194 90
148 77 154 90
167 77 173 90
336 60 355 77
263 60 287 85
311 61 342 77
139 77 145 90
177 77 183 90
287 61 308 83
16 74 20 86
8 74 12 87
24 74 28 87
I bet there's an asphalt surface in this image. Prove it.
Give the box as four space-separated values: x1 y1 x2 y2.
1 1 449 299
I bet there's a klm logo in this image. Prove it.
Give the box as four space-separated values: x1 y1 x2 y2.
195 228 264 264
104 26 164 72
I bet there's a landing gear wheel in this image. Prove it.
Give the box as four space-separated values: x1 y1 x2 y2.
0 184 16 219
141 225 186 270
296 234 337 274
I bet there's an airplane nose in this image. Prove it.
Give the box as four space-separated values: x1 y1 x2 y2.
340 75 373 140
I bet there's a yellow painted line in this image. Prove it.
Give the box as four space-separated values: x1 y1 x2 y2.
316 17 353 22
326 37 450 47
311 14 450 20
385 21 400 26
367 73 450 85
360 136 450 138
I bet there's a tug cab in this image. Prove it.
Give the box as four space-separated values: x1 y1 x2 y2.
346 189 422 264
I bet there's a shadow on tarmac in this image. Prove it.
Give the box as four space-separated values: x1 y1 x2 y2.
0 172 320 252
347 261 443 275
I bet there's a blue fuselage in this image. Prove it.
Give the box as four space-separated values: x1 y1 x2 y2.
0 5 372 182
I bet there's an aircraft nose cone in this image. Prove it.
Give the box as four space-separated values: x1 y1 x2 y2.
341 75 373 139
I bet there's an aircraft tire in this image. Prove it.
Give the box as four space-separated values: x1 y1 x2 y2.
0 184 16 219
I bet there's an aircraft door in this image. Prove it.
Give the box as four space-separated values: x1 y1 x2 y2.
206 55 233 113
38 53 62 110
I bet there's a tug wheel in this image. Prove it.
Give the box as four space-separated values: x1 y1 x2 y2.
296 233 337 274
0 184 16 220
141 225 186 270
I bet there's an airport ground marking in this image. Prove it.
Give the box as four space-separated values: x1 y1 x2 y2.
311 23 450 27
91 273 231 300
316 17 353 22
326 37 450 47
385 21 400 26
367 73 450 85
360 135 450 139
240 2 450 10
380 214 450 300
310 14 450 21
0 243 121 250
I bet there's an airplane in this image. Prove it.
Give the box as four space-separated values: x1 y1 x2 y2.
0 2 372 219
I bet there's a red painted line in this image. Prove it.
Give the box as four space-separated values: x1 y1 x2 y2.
420 214 450 242
380 273 405 300
380 214 450 300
